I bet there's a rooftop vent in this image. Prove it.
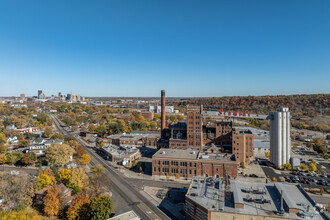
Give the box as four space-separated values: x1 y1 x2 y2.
161 151 166 154
191 151 196 154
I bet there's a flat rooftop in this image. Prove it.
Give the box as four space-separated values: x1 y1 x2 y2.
153 148 235 162
186 178 324 219
102 145 139 157
153 148 200 160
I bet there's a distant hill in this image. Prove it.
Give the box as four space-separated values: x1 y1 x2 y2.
179 94 329 117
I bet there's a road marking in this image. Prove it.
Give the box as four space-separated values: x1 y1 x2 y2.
137 204 152 220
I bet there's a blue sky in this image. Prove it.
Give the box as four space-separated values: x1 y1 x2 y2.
0 0 329 97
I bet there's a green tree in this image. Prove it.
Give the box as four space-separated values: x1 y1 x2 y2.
90 196 114 220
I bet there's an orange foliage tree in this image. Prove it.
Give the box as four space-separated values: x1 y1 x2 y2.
66 195 91 220
43 185 61 216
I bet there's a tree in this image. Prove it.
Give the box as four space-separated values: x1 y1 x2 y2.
306 142 313 148
320 187 325 195
0 144 8 153
46 144 75 166
21 152 37 165
0 154 6 164
283 163 292 170
300 163 308 171
43 185 61 216
90 165 105 178
50 133 63 140
313 144 327 155
69 168 89 189
66 195 91 220
6 152 22 165
265 152 270 158
44 127 53 137
309 163 317 172
59 169 72 185
0 133 8 145
36 174 55 190
272 177 277 182
90 196 114 220
89 125 96 133
79 154 91 165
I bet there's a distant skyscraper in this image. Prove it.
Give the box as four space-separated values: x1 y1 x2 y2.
270 107 291 167
38 90 42 99
20 94 25 100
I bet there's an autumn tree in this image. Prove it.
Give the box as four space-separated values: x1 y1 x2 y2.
90 196 114 220
46 143 75 166
43 185 61 216
283 163 292 170
21 152 37 165
0 144 8 153
0 133 8 145
36 169 55 190
69 168 89 190
6 152 22 165
79 154 91 165
0 154 6 164
59 169 72 185
265 152 270 158
309 163 317 172
300 163 308 171
51 133 63 140
44 126 53 137
66 195 91 220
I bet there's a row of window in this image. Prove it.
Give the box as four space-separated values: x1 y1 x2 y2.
157 160 197 167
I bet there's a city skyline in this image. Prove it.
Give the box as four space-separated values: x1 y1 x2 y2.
1 0 330 97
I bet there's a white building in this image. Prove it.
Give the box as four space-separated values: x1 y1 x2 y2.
270 107 291 167
146 105 174 113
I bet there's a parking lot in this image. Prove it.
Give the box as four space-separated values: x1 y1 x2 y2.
281 171 330 190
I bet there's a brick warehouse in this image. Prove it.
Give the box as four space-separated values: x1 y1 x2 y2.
157 94 254 166
152 148 238 179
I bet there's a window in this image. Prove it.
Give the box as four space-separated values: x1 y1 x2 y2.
158 160 160 165
194 163 197 167
171 161 178 166
180 169 187 174
171 168 178 173
162 160 169 166
162 168 169 173
180 162 187 167
154 167 156 172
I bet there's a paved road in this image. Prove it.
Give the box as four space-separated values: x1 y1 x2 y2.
0 165 38 175
49 113 170 220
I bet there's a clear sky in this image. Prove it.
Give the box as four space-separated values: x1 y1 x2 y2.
0 0 329 97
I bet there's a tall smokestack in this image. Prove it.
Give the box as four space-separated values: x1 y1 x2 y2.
161 90 166 130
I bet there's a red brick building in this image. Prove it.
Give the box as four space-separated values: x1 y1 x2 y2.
152 148 238 179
